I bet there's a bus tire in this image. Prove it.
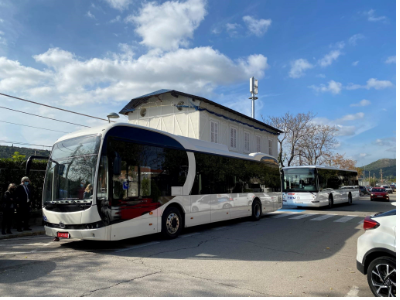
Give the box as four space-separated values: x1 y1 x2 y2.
251 200 262 221
328 195 334 208
161 206 183 239
347 193 352 205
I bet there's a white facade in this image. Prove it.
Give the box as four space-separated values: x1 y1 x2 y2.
123 91 280 158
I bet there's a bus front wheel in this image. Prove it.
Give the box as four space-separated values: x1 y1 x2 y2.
162 206 183 239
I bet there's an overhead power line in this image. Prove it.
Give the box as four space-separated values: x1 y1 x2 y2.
0 106 90 128
0 120 70 133
0 140 52 148
0 92 110 122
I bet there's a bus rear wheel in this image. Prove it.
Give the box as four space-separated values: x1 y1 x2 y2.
162 206 183 239
251 200 262 221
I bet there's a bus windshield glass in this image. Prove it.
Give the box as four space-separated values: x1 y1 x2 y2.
43 135 101 202
283 168 317 192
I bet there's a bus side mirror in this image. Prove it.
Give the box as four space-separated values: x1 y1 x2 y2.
113 153 121 175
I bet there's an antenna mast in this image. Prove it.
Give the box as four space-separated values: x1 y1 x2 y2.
249 77 258 119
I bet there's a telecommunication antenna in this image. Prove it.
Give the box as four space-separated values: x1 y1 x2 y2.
249 77 258 119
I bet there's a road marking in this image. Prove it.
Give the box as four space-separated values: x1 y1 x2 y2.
271 213 293 218
114 241 160 253
334 215 357 223
288 214 315 220
345 286 359 297
278 209 305 212
358 220 364 224
310 214 337 221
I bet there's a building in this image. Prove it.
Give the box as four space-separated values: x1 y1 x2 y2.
119 89 282 157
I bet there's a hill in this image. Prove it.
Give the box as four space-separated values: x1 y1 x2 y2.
0 145 50 159
360 158 396 179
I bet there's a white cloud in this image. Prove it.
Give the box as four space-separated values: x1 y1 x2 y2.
318 50 342 67
86 11 95 19
364 9 386 22
0 46 268 106
110 15 121 23
338 112 364 122
288 59 313 78
352 61 359 66
309 80 342 94
385 56 396 64
347 78 393 90
104 0 131 11
359 153 368 158
242 16 272 36
226 23 241 36
316 74 325 78
374 137 396 146
350 99 371 107
348 34 364 46
125 0 207 51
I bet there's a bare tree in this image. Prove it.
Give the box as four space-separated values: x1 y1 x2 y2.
263 112 315 167
298 124 338 165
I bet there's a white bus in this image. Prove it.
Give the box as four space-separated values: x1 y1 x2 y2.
282 166 359 208
38 123 282 241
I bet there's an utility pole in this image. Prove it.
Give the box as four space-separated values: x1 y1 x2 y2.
249 77 258 119
380 169 383 184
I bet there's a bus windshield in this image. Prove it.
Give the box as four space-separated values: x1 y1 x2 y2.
43 135 101 203
283 168 317 192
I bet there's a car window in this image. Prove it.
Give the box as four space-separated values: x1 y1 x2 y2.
374 209 396 217
372 188 385 192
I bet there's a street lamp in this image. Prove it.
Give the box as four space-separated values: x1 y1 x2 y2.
107 112 120 123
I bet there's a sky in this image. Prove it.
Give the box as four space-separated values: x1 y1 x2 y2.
0 0 396 166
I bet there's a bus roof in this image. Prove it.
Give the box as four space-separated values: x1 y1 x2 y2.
55 122 278 163
282 165 357 173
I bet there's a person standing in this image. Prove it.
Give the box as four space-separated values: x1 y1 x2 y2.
16 176 33 232
1 183 17 235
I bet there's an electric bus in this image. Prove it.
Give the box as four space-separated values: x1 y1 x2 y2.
282 166 359 208
38 123 282 241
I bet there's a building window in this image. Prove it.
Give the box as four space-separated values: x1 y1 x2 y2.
244 132 250 151
256 136 261 152
210 121 218 143
268 139 272 155
230 127 237 148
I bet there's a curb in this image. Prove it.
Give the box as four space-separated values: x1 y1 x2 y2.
0 230 45 240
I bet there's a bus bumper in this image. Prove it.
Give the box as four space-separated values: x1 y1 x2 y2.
44 225 109 241
294 200 329 207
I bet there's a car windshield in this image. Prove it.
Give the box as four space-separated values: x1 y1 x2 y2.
43 135 101 203
372 188 385 192
283 168 317 192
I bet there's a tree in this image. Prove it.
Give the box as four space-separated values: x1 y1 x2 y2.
12 151 26 161
297 124 338 166
263 112 315 167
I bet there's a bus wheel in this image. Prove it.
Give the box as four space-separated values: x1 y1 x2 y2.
251 200 262 221
162 206 182 239
328 196 334 208
347 194 352 205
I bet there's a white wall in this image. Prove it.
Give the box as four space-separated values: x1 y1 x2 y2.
126 93 279 158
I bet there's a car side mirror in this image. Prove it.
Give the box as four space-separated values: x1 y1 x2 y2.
113 153 121 175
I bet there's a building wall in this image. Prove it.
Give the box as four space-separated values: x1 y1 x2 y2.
126 94 279 157
127 95 200 139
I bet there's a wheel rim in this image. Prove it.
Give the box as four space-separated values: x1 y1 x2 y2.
371 263 396 297
255 203 261 218
166 213 180 235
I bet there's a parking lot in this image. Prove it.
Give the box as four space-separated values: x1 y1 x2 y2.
0 194 396 297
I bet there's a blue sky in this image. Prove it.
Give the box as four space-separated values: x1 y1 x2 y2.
0 0 396 166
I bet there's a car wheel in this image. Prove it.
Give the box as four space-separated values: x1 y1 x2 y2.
251 200 262 221
222 203 231 209
192 206 199 213
161 206 182 239
367 256 396 297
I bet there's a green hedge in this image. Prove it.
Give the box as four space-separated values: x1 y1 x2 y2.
0 159 48 211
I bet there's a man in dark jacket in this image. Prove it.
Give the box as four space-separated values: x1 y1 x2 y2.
1 183 17 234
16 176 33 231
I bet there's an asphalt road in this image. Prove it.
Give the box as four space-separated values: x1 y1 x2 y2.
0 194 396 297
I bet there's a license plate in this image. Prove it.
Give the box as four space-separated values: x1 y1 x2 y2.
378 196 383 198
296 201 303 204
57 232 70 238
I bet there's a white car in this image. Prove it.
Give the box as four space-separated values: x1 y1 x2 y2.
381 185 393 194
357 209 396 297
